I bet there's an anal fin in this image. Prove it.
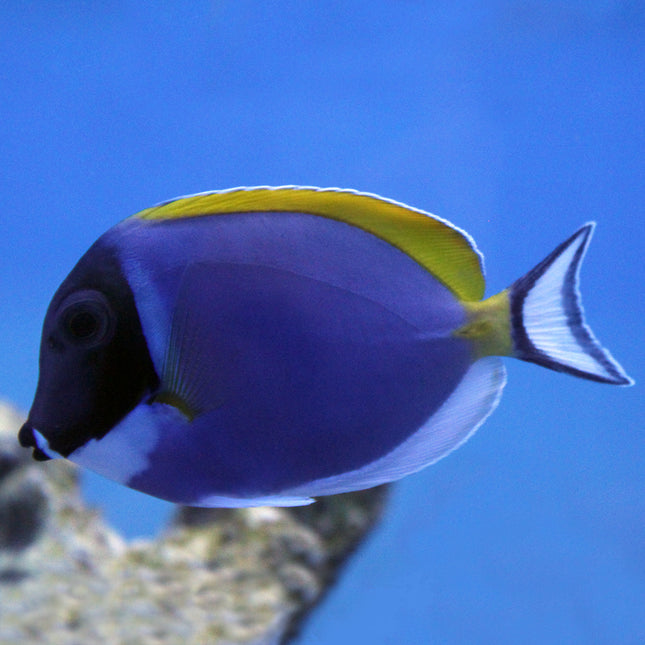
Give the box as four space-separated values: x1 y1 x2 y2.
280 357 507 499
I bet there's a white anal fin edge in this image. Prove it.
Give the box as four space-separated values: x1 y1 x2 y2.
279 357 507 499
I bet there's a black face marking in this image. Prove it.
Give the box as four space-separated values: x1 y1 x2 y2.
20 237 160 458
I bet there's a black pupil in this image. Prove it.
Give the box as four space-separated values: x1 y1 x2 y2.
68 310 99 338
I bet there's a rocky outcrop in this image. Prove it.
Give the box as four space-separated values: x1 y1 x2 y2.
0 401 388 644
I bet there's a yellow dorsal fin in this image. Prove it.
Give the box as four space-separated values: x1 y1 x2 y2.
134 186 485 300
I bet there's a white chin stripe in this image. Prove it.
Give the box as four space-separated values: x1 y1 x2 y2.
33 429 63 459
67 403 172 486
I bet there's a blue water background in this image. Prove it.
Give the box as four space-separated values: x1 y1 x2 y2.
1 3 643 643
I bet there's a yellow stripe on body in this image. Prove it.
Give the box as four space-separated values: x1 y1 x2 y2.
134 186 485 301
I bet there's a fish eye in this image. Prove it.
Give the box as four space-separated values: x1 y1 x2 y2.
58 290 115 346
66 309 100 339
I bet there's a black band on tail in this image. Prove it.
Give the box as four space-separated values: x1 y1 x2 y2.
509 224 633 386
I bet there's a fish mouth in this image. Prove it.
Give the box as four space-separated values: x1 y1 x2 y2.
18 423 56 461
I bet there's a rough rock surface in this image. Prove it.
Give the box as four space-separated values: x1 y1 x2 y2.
0 400 388 644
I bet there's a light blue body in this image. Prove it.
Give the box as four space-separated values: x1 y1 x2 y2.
108 212 470 503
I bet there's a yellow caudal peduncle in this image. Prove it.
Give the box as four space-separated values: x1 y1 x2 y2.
454 290 512 358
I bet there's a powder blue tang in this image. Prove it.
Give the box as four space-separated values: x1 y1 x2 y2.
19 187 633 507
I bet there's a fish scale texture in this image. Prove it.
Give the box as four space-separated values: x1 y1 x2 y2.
0 400 388 645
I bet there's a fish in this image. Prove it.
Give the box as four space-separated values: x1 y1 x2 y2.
18 186 633 507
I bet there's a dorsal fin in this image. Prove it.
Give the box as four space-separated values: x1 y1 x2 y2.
133 186 485 301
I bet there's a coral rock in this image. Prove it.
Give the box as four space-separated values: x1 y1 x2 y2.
0 400 388 644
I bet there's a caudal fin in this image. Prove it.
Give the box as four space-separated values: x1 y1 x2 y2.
509 223 633 385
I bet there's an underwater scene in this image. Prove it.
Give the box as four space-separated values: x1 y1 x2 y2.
1 2 643 644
